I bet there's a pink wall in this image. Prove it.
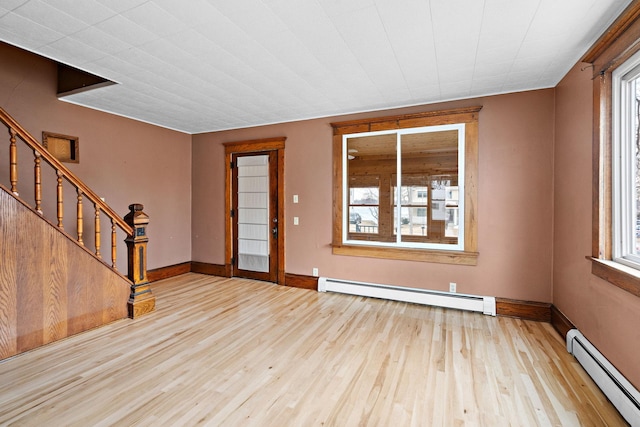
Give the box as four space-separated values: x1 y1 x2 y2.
192 90 555 302
554 62 640 389
0 43 192 270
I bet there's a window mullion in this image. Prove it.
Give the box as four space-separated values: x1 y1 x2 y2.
631 78 640 259
396 132 402 244
621 77 636 260
623 79 634 258
342 135 349 244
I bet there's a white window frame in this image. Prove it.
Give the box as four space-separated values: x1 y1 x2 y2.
612 49 640 269
341 123 465 251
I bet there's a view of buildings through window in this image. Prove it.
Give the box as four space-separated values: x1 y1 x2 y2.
344 125 463 249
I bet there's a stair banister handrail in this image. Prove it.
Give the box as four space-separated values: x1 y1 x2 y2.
0 107 133 236
1 107 155 318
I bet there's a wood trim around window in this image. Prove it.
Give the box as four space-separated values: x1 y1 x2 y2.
583 2 640 298
330 106 481 265
589 257 640 298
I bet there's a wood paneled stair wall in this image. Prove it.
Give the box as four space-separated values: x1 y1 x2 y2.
0 107 154 360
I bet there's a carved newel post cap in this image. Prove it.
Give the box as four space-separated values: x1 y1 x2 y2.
124 203 149 227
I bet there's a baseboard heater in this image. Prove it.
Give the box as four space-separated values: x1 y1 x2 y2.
317 277 496 316
567 329 640 426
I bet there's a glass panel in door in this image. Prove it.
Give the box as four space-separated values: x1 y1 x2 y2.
237 155 270 273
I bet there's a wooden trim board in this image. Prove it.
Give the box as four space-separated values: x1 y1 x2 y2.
191 261 228 277
495 298 551 322
550 305 576 340
284 273 318 290
147 262 191 282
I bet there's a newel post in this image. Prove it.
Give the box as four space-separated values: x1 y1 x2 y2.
124 203 155 318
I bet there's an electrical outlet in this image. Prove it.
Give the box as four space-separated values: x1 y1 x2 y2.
312 267 319 277
449 282 457 293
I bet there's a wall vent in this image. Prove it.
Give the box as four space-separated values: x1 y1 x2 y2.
567 329 640 426
318 277 496 316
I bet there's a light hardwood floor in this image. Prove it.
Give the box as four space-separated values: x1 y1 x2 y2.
0 273 626 426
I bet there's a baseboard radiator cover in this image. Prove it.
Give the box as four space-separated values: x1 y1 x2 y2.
317 277 496 316
567 329 640 426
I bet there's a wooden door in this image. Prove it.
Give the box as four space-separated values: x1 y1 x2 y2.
224 137 285 284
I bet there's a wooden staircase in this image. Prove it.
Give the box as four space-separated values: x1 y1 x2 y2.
0 107 154 360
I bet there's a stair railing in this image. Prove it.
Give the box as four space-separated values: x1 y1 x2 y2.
0 107 154 318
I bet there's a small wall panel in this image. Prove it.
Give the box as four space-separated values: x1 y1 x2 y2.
0 187 130 359
44 234 68 345
0 190 18 358
16 206 46 353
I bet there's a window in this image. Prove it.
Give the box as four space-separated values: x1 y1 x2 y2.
344 125 463 249
612 51 640 269
331 107 480 265
583 2 640 297
348 178 379 235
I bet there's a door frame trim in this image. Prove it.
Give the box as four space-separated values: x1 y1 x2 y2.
224 137 286 285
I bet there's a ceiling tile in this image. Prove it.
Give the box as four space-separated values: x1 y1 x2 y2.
0 11 64 48
94 14 157 47
121 2 189 38
1 0 29 10
13 0 87 34
41 0 115 26
318 0 375 17
95 0 147 14
39 36 105 65
82 54 144 82
152 0 221 27
69 26 131 57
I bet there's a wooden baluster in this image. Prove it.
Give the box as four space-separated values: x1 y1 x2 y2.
56 170 64 229
9 128 18 195
77 189 84 245
34 150 42 214
94 204 101 258
111 219 117 269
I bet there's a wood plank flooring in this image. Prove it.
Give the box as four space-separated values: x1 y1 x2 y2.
0 273 626 426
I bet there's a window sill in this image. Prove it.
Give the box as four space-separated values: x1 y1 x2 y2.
589 257 640 297
333 244 478 265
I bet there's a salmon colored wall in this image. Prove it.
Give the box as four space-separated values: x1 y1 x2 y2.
554 62 640 389
192 90 555 302
0 43 192 270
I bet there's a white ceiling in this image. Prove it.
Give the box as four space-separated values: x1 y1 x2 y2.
0 0 632 134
